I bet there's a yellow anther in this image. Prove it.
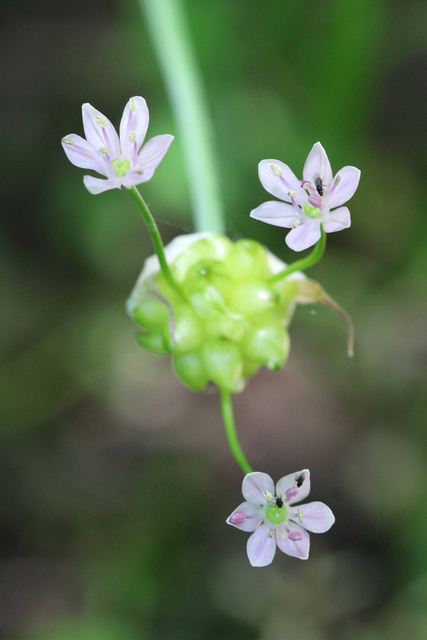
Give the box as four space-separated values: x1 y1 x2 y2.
281 531 287 540
129 132 136 143
129 97 137 112
271 164 282 177
298 509 304 524
293 219 302 228
99 147 109 155
62 137 75 145
288 190 297 198
334 175 341 186
95 115 107 127
267 530 274 539
262 491 274 502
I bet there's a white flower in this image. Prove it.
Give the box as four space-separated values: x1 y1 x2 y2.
250 142 361 251
227 470 335 567
61 96 173 194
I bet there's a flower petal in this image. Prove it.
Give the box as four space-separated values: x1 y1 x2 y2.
326 166 360 209
276 523 310 559
242 472 275 505
119 96 149 163
285 220 321 252
290 501 335 533
82 103 120 159
120 170 147 188
246 524 277 567
136 134 174 181
61 134 107 175
226 501 263 532
323 206 351 233
276 469 311 505
83 175 119 194
250 201 301 229
258 160 305 204
303 142 332 190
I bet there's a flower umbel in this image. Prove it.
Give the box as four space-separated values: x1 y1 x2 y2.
227 470 335 566
61 96 173 194
250 142 361 251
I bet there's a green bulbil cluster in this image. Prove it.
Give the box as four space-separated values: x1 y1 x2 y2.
129 234 300 393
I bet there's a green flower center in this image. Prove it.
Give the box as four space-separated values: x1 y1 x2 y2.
265 503 287 525
112 157 131 178
304 203 322 219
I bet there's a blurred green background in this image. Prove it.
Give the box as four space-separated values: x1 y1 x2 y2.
1 0 427 638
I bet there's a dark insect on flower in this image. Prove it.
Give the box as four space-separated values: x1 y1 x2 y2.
295 473 305 488
315 176 324 197
275 497 284 509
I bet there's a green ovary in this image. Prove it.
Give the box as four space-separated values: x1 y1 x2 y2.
112 157 131 177
303 203 322 219
265 504 287 525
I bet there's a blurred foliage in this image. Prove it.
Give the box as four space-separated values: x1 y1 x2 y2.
0 0 426 638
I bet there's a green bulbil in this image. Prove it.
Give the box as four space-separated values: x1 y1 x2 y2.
182 259 233 299
173 306 204 353
243 317 290 371
173 352 207 391
127 234 309 393
202 340 243 393
228 281 278 317
225 239 271 282
135 331 172 354
132 299 170 332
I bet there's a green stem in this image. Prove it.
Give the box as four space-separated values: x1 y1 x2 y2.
127 186 185 299
219 389 253 475
140 0 225 234
268 227 326 283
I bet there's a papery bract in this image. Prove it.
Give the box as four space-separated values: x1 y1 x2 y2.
227 470 335 566
61 96 173 194
250 142 360 251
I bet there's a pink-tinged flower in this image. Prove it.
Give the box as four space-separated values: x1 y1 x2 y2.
61 97 174 194
227 470 335 567
250 142 360 251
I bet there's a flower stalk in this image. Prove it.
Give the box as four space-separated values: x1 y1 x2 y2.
269 227 326 284
220 389 253 475
127 186 186 299
139 0 225 234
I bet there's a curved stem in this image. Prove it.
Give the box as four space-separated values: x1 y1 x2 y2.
127 186 186 299
140 0 225 234
219 389 252 475
268 227 326 283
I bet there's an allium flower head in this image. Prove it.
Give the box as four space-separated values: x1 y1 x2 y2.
61 96 173 194
227 470 335 567
127 232 352 392
250 142 361 251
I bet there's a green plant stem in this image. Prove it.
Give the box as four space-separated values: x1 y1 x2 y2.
268 227 326 283
140 0 225 234
127 186 185 299
219 389 252 475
